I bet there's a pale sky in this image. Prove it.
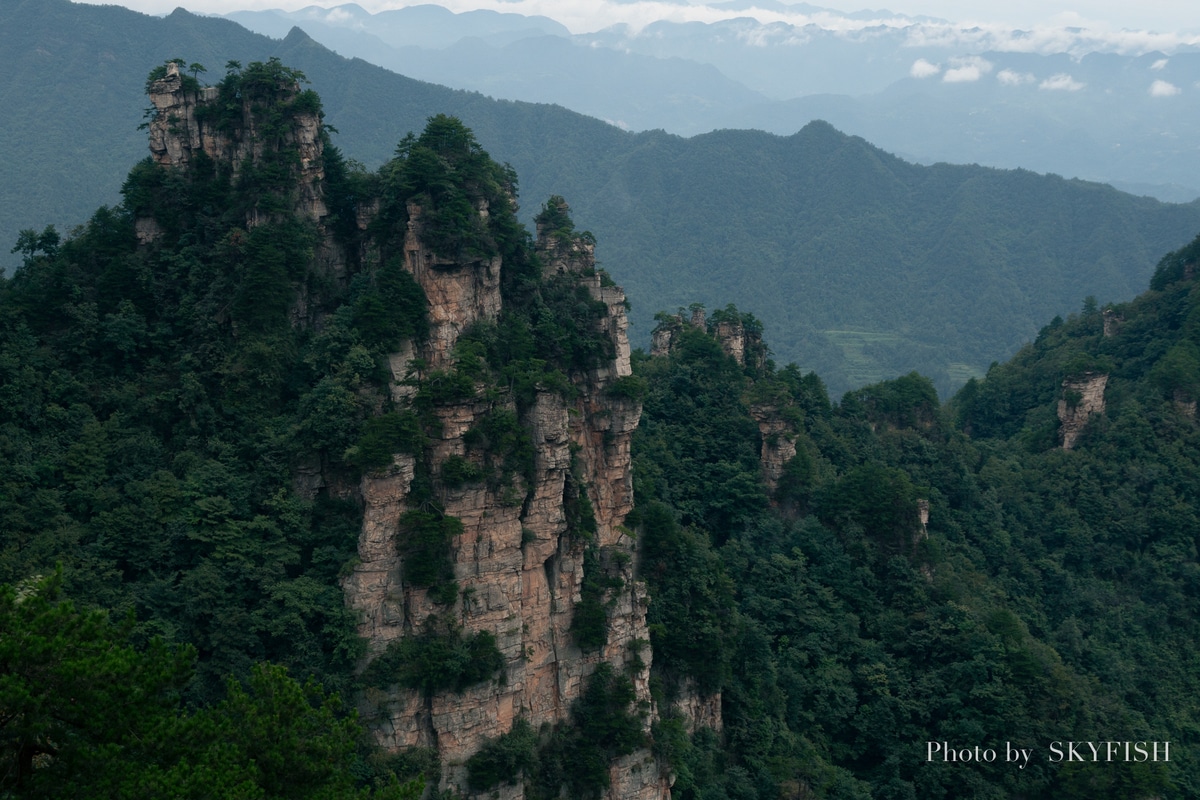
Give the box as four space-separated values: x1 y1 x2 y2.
85 0 1200 35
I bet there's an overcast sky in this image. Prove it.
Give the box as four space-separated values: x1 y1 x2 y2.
94 0 1199 36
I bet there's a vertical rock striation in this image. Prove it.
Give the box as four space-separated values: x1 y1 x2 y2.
145 68 664 796
146 61 327 226
1058 372 1108 450
400 200 502 371
344 203 664 798
750 403 797 494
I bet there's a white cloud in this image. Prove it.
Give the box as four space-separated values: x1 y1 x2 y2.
898 18 1200 57
1151 58 1169 69
103 0 1200 39
910 58 941 78
943 55 993 82
996 68 1034 85
107 1 1200 50
321 7 362 26
1039 73 1085 91
1150 79 1181 96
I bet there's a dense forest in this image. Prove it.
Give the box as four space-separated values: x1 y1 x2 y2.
632 269 1200 797
7 0 1200 395
4 55 1200 799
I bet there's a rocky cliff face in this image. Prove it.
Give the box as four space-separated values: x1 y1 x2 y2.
146 69 666 797
145 61 327 227
399 200 502 371
344 211 663 798
749 403 797 495
1058 372 1108 450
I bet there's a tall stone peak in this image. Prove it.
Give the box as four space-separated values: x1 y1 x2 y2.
344 218 662 797
535 196 597 277
144 60 327 228
135 63 668 793
650 305 766 373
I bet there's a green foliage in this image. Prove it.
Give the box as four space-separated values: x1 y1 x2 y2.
462 406 536 492
229 219 317 335
815 462 921 547
19 37 1200 799
369 747 440 791
634 325 767 540
466 717 537 791
440 454 484 487
199 57 313 134
1149 232 1200 291
413 368 477 408
351 257 429 352
846 371 940 430
570 546 625 652
564 470 598 541
0 53 666 800
322 145 379 248
607 374 648 401
144 58 201 94
636 502 735 693
0 572 192 794
395 509 462 591
774 444 816 506
10 227 60 262
631 291 1200 797
532 663 646 799
535 195 576 239
189 663 379 800
0 575 420 799
363 616 504 696
495 275 615 380
1149 340 1200 401
348 412 425 472
377 115 517 261
9 1 1200 401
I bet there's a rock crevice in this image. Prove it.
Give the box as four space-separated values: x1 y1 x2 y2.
345 216 664 798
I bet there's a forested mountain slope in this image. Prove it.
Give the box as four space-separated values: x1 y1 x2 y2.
1 58 664 798
6 1 1200 395
4 54 1200 799
632 236 1200 798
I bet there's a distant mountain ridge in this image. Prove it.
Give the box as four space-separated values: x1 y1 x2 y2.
226 3 1200 200
5 0 1200 395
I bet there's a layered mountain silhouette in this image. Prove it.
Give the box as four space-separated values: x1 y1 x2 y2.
5 0 1200 393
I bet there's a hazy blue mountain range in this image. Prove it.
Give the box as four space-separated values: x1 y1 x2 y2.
223 4 773 133
6 0 1200 395
224 4 1200 200
725 50 1200 203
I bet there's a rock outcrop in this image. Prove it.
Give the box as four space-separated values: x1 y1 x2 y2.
1174 389 1198 419
144 66 665 796
650 306 765 374
344 209 664 798
400 200 502 370
713 316 747 366
750 403 797 495
143 60 351 284
1102 308 1124 337
536 198 597 277
146 61 327 226
1058 372 1108 450
650 317 681 357
674 679 724 734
